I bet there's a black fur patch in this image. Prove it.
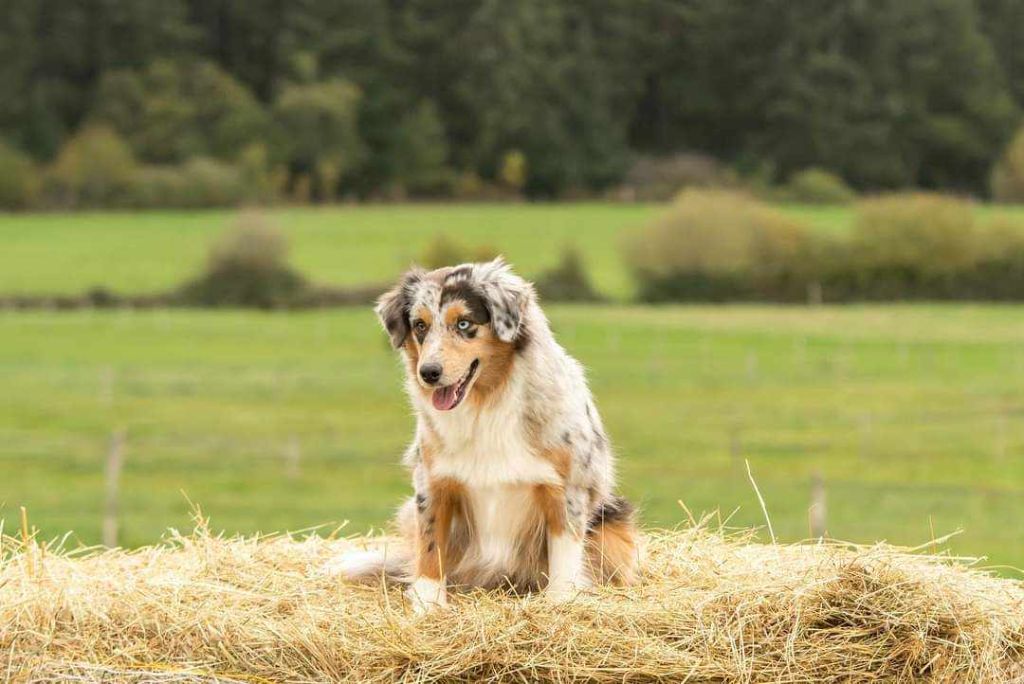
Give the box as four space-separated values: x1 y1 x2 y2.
587 496 635 531
440 281 491 325
377 270 424 348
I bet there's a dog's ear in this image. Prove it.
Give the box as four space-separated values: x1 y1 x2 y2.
375 268 424 348
475 257 532 344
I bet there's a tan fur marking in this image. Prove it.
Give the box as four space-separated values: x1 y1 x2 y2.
466 326 516 406
533 484 566 537
416 477 463 581
542 446 572 481
587 516 640 586
443 303 468 326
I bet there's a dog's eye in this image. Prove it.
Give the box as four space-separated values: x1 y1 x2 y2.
414 320 428 333
456 319 472 332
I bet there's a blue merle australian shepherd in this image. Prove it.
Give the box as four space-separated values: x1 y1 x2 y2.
327 258 639 612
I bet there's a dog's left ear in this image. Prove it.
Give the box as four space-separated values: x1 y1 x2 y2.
375 267 424 348
475 257 532 344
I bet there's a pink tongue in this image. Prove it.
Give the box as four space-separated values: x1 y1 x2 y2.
432 385 459 411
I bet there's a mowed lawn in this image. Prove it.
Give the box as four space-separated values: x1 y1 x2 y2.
2 305 1023 572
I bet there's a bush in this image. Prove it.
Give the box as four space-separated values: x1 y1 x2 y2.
619 154 739 201
849 193 980 274
0 141 40 209
47 125 137 207
627 189 815 301
533 248 604 302
178 214 308 308
818 193 1024 301
992 127 1024 202
780 168 856 204
419 234 501 270
126 158 247 208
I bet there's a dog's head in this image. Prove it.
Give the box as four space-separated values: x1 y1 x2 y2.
376 257 532 411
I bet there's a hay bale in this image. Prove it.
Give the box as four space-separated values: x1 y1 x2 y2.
2 525 1023 683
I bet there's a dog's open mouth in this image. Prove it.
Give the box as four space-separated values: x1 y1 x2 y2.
432 359 479 411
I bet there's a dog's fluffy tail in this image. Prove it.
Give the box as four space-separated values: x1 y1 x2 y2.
321 544 411 583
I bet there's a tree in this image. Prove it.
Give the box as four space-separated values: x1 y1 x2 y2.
92 59 268 164
271 79 364 199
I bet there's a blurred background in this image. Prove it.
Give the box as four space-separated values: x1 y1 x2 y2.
1 1 1024 572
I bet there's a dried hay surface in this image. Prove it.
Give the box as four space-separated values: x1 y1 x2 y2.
2 523 1023 683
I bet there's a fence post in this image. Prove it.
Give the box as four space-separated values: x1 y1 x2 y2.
809 471 826 539
99 365 115 406
103 429 126 547
729 424 742 468
285 435 301 479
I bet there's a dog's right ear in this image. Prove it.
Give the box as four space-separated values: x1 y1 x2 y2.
375 268 424 348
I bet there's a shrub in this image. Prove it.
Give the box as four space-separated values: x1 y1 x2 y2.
533 248 604 302
780 168 856 204
991 127 1024 202
47 125 137 207
818 193 1024 301
627 189 815 301
178 214 308 308
126 158 247 208
849 194 980 275
176 157 246 207
620 154 739 201
419 234 501 270
0 141 40 209
499 150 527 192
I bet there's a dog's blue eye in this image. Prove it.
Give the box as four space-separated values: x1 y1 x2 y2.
457 320 472 331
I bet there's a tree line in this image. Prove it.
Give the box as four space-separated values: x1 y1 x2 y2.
1 0 1023 201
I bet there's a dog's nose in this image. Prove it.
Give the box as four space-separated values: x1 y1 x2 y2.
419 363 443 385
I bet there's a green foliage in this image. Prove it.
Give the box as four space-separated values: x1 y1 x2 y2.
780 169 856 205
418 234 501 270
991 127 1024 202
0 141 40 210
124 158 246 209
388 100 452 196
272 79 364 200
533 247 604 302
178 214 308 309
499 151 528 192
92 60 268 165
47 125 137 207
628 190 815 301
849 194 981 274
621 154 739 201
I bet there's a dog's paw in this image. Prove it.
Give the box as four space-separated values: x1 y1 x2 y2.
407 577 447 615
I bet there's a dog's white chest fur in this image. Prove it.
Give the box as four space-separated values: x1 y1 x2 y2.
425 382 558 575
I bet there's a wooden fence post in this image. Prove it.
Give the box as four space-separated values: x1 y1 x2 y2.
809 471 826 539
285 435 301 479
103 429 126 547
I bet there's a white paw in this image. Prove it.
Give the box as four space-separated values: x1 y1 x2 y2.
407 576 447 614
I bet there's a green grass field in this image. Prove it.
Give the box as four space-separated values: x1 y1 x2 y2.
1 203 1023 573
4 203 1023 301
2 305 1023 572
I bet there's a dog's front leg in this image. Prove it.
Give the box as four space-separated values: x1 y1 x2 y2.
537 485 590 602
408 480 457 614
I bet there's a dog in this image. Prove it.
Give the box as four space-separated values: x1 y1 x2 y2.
329 258 639 613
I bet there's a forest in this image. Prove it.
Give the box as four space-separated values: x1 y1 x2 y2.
2 0 1023 205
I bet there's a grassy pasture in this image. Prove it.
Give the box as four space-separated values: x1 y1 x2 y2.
2 305 1023 571
4 203 1022 301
